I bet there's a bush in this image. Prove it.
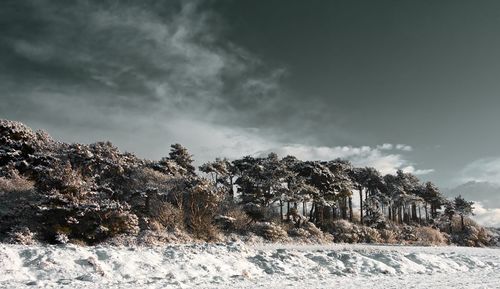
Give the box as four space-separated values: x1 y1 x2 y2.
105 211 140 236
287 221 332 243
359 226 381 243
415 227 447 245
184 179 223 241
252 222 288 241
455 226 492 247
6 227 36 245
148 201 184 231
379 229 398 244
328 220 382 243
302 221 324 237
0 172 34 193
288 227 312 238
243 203 274 222
225 207 252 232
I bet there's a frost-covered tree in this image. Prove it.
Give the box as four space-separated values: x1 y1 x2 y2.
443 201 456 233
199 158 236 200
326 159 354 221
454 195 474 231
167 143 196 175
281 155 318 222
295 161 338 226
421 181 446 221
1 119 493 246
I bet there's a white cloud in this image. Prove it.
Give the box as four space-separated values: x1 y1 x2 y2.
401 166 435 175
377 143 393 150
472 202 500 228
377 143 412 152
396 144 413 151
459 157 500 185
256 144 432 175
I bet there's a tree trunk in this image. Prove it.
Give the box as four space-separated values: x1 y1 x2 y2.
309 203 315 222
315 204 323 226
461 215 465 231
280 200 283 222
359 187 363 225
229 176 234 201
418 206 422 224
342 197 348 219
287 202 291 221
348 196 353 222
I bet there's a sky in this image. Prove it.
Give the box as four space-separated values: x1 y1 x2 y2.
1 0 500 225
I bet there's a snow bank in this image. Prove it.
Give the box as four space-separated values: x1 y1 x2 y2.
0 243 498 289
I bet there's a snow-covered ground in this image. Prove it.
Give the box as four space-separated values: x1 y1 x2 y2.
0 242 498 289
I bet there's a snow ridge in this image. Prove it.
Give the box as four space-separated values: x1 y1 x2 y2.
0 243 498 289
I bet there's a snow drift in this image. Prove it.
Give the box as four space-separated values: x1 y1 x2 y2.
0 243 498 289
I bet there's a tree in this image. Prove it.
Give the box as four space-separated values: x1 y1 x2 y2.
295 161 337 227
168 144 195 175
454 195 474 231
350 167 366 224
443 201 456 233
326 159 354 221
233 153 288 208
363 168 384 223
199 158 236 200
421 182 446 221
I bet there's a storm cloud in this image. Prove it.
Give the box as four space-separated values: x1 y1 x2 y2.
2 0 500 192
0 0 428 177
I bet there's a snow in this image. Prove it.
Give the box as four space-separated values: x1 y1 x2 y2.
0 243 498 289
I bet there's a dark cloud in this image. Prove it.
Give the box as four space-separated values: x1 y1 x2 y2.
2 0 499 194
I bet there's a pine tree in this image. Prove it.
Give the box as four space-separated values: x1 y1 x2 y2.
168 143 195 175
454 195 474 231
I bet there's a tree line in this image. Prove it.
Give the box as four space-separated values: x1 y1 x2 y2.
195 150 474 232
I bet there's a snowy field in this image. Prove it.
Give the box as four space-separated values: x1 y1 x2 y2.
1 243 499 289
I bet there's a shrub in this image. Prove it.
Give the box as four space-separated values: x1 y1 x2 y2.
148 201 184 231
457 226 492 247
302 221 324 237
0 172 34 193
415 227 447 245
6 227 36 245
287 220 332 242
252 222 288 241
184 179 223 241
359 226 381 243
379 229 398 244
226 206 252 232
243 203 274 222
105 211 140 236
328 220 382 243
288 227 311 238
